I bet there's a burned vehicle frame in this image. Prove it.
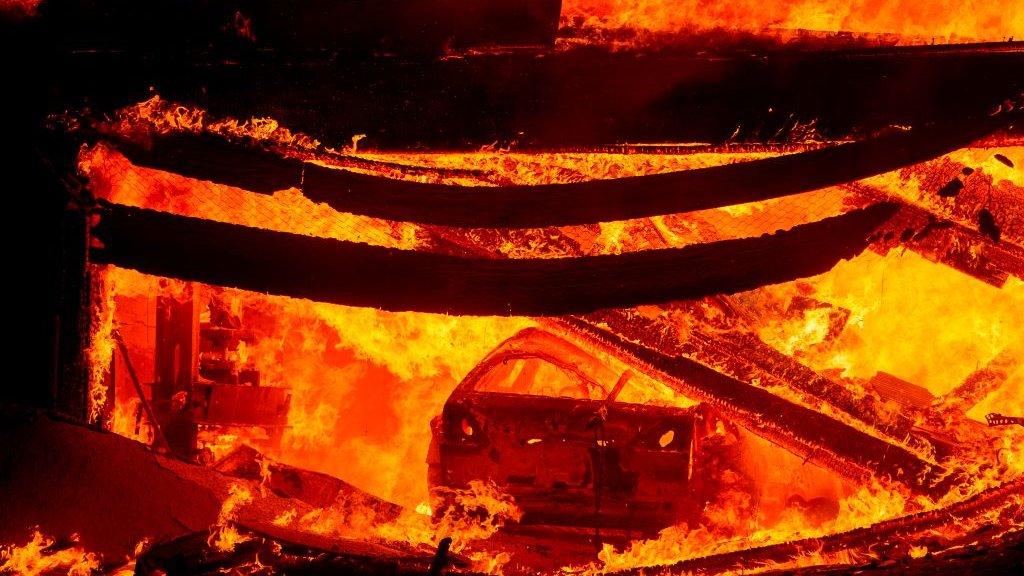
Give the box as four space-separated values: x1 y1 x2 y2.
428 328 738 536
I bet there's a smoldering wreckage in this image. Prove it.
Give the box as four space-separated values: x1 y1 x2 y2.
2 1 1024 575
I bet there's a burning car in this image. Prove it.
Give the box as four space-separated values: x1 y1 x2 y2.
428 328 732 536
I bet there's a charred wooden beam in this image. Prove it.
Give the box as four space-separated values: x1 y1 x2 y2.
854 188 1024 286
658 323 937 455
44 41 1024 150
114 113 1009 228
89 202 898 316
111 133 305 194
104 132 497 197
103 132 495 194
554 316 957 496
300 114 1009 227
937 349 1020 415
561 302 957 473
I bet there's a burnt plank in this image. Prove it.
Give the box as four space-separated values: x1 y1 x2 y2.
89 202 898 316
109 133 304 193
937 349 1020 415
860 198 1024 286
556 316 955 495
110 112 1007 227
292 112 1008 227
33 41 1024 150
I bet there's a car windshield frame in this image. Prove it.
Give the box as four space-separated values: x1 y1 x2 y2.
467 351 611 401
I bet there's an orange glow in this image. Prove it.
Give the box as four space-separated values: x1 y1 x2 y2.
561 0 1024 45
108 95 320 151
90 263 532 508
84 99 1024 574
592 478 907 572
276 480 523 553
0 531 100 576
254 299 531 506
111 398 154 445
757 251 1024 397
79 143 422 251
863 147 1024 247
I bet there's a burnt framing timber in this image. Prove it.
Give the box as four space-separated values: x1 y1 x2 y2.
109 111 1013 228
557 317 957 495
90 201 899 316
301 113 1013 228
29 37 1024 152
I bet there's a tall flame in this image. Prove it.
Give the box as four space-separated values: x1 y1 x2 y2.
756 250 1024 396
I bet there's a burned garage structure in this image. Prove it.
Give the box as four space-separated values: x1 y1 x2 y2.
2 1 1024 575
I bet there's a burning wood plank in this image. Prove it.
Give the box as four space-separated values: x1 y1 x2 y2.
88 201 899 316
852 187 1024 286
605 477 1024 575
299 114 1010 228
105 112 1011 228
578 306 943 460
554 315 959 496
936 349 1021 415
103 131 497 194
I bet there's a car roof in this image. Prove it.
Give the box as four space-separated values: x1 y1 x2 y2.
456 327 621 397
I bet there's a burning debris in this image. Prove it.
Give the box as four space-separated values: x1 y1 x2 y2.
48 97 1022 573
0 531 99 576
6 2 1024 575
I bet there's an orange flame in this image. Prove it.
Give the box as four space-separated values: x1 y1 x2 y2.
208 483 255 553
85 98 1024 573
274 480 522 553
756 251 1024 400
561 0 1024 45
0 531 100 576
